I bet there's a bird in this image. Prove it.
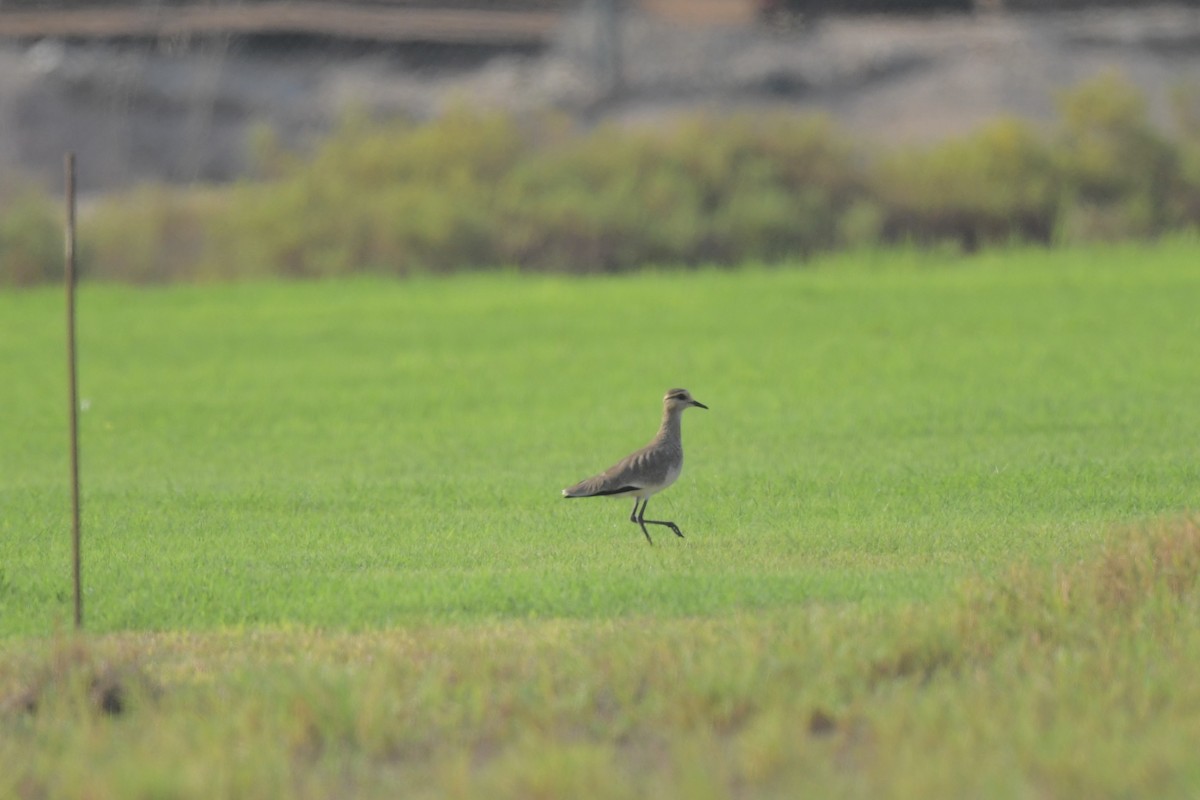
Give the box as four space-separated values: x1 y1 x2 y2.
562 388 707 544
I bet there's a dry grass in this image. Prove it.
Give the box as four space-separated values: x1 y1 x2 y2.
4 516 1200 798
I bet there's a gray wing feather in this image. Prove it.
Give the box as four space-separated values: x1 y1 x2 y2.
563 444 671 498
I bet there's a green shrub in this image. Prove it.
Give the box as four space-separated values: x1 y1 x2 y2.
497 114 861 270
1169 82 1200 227
205 109 525 277
872 117 1057 250
495 127 674 271
0 188 62 287
1054 71 1179 241
837 200 886 248
82 185 223 283
10 73 1193 285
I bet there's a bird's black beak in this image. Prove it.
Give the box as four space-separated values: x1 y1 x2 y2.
692 400 708 410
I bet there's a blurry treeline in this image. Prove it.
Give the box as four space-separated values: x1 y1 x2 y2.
3 72 1200 284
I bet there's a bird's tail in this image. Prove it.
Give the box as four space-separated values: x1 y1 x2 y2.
562 477 639 498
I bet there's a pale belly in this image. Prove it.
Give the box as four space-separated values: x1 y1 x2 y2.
662 460 682 490
636 461 682 499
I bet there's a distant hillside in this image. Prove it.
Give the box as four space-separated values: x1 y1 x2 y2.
2 3 1199 193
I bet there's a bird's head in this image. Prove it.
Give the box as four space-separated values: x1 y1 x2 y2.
663 388 708 412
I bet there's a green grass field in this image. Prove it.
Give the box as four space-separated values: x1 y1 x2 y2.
2 240 1199 797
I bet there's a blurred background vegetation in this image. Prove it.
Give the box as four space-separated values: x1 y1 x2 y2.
3 71 1200 285
3 0 1200 285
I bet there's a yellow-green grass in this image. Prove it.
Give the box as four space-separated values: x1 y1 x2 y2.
2 240 1199 796
2 518 1199 798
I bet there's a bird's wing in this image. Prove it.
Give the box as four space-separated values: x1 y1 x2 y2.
563 445 663 498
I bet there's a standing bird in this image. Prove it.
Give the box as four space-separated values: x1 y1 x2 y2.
562 388 708 544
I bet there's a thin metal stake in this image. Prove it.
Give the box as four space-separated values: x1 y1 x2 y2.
65 152 83 630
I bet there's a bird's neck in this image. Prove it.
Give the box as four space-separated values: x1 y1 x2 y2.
655 408 683 444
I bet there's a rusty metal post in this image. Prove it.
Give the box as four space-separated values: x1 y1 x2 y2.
65 152 83 630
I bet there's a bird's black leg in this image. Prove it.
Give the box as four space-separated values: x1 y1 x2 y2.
638 500 685 539
631 498 654 545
